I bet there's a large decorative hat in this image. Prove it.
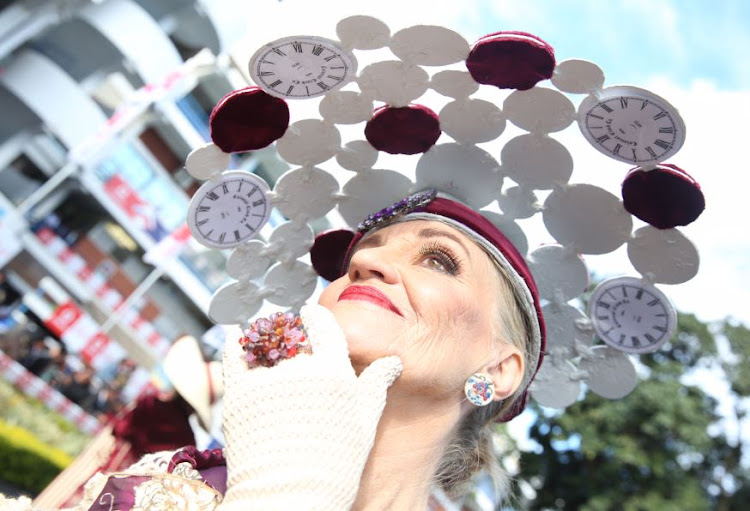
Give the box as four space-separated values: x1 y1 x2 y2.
163 335 224 429
183 15 704 414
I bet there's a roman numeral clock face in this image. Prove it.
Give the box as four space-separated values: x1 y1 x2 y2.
187 171 271 249
249 36 357 99
588 277 677 354
578 86 686 164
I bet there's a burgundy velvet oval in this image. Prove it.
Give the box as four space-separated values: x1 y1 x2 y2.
310 229 356 282
364 105 441 155
622 164 705 229
209 87 289 153
466 31 555 91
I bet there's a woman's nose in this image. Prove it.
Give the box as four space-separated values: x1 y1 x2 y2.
347 247 400 284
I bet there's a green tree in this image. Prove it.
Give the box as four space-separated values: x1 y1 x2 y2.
515 313 749 511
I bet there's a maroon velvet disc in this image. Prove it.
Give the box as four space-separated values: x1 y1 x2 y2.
622 164 705 229
364 105 441 155
310 229 356 282
209 87 290 153
465 31 555 91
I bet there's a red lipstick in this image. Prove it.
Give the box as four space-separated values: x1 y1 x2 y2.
338 285 403 316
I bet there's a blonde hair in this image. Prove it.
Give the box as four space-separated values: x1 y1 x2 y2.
364 213 540 501
433 255 536 501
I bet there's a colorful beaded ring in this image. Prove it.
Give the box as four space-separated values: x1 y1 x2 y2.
239 312 311 368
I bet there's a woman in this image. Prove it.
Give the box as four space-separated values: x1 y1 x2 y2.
217 191 544 510
0 192 542 511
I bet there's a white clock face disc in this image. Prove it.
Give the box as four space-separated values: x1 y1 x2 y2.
578 86 686 164
188 171 271 249
588 276 676 354
249 36 357 99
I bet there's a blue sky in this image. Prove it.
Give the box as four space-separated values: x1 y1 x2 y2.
466 0 750 89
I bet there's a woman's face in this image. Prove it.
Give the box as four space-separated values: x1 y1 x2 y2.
319 220 514 401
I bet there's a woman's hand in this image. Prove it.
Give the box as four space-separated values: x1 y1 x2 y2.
218 304 402 511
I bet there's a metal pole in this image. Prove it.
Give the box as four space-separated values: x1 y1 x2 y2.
16 161 79 216
100 265 165 333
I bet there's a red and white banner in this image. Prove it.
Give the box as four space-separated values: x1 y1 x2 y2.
0 351 101 434
142 222 191 268
44 300 121 371
103 175 157 232
36 227 125 312
35 228 171 359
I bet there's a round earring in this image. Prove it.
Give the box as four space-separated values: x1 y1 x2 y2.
465 373 495 407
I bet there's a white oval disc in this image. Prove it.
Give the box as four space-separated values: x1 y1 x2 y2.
528 245 589 302
498 185 540 219
268 221 315 263
209 281 263 325
185 143 230 180
430 70 479 98
336 140 379 171
273 166 340 220
481 211 528 256
579 347 637 399
390 25 470 66
357 60 429 107
501 134 573 190
319 90 374 125
543 184 633 254
263 261 318 307
503 87 575 133
530 359 581 409
338 169 413 227
336 15 391 50
627 226 699 284
276 119 341 166
226 240 272 281
439 99 505 144
415 143 501 209
542 303 594 350
551 59 605 94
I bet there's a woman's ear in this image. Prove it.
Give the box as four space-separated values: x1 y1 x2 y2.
485 345 524 401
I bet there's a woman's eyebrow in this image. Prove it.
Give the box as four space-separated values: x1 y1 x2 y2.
417 227 471 260
355 232 383 251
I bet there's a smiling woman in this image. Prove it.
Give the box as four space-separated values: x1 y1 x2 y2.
322 220 516 386
311 194 543 508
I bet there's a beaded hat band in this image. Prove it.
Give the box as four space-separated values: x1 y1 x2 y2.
184 15 704 412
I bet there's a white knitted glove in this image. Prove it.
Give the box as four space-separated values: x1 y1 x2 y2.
218 304 402 511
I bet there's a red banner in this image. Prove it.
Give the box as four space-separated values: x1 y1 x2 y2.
45 301 83 338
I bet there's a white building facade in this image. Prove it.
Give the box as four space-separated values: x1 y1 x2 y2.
0 0 273 396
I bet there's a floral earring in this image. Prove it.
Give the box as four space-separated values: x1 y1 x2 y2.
465 373 495 406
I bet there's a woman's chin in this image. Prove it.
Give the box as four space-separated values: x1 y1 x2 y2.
327 304 399 365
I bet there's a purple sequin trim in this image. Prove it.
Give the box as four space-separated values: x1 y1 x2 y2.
357 189 438 233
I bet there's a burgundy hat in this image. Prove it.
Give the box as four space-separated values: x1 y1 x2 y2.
184 15 704 415
311 190 546 422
